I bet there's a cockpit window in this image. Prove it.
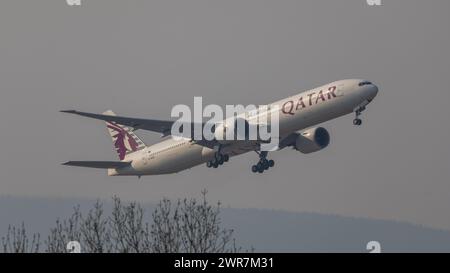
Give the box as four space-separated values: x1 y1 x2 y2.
358 81 372 86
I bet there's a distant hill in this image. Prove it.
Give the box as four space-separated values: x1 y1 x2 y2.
1 196 450 252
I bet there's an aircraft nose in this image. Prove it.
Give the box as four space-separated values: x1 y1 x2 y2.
368 84 379 101
357 80 379 101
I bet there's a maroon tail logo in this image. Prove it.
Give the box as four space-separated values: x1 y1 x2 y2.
106 122 139 160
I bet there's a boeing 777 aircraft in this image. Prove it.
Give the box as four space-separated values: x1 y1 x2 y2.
61 79 378 175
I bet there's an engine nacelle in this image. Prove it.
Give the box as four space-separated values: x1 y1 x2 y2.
295 127 330 154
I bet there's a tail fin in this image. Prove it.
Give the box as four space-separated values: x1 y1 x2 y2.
103 110 146 160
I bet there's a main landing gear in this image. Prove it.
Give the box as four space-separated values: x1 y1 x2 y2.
251 151 275 174
206 153 229 169
353 105 365 126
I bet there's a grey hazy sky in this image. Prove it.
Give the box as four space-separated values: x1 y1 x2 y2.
1 0 449 229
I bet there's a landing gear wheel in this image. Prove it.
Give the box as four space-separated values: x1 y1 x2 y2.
251 151 275 173
353 105 365 126
353 118 362 126
256 162 262 169
207 152 230 170
256 162 264 173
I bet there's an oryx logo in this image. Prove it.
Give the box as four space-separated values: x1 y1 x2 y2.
366 0 382 6
106 122 140 160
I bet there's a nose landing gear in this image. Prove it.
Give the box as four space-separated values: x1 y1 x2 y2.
251 151 275 174
353 105 366 126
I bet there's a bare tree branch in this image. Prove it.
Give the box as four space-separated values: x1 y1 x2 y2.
2 192 246 253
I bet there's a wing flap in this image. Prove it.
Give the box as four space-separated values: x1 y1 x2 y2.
62 161 131 169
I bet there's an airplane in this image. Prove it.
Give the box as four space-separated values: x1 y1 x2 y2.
61 79 378 176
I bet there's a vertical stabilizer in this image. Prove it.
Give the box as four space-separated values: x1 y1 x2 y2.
103 110 146 160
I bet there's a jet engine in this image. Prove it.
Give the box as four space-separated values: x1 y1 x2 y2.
294 127 330 154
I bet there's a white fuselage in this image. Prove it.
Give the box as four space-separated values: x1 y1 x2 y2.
108 79 378 176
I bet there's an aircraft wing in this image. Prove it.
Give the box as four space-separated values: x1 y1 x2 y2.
60 110 285 150
61 110 218 148
61 110 176 135
62 161 131 169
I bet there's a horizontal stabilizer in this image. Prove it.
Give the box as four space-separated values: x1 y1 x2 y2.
62 161 131 169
